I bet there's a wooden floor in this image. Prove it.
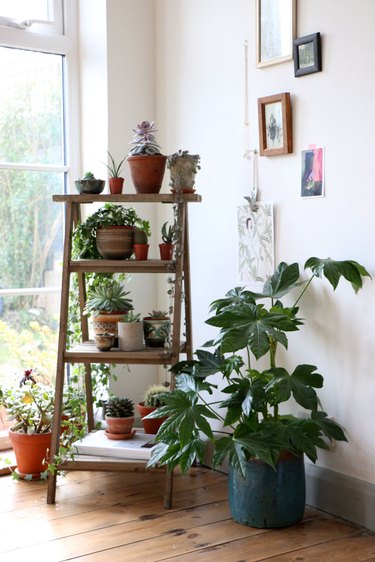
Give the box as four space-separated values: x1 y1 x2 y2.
1 466 375 561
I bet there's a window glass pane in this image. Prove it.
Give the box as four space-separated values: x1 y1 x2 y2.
0 0 49 21
0 47 63 165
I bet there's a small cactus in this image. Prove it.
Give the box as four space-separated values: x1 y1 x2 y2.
105 396 134 418
143 384 169 407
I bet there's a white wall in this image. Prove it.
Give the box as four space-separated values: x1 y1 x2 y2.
79 0 375 486
155 0 375 486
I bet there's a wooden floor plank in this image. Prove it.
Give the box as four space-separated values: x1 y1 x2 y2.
0 468 373 562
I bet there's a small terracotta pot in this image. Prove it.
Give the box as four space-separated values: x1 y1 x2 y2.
105 415 135 438
134 243 149 260
137 403 167 435
159 243 174 260
109 177 124 194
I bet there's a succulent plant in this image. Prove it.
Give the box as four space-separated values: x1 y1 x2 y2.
104 152 126 178
83 171 95 179
120 311 141 323
84 280 133 315
146 310 169 319
161 221 177 244
105 396 134 418
128 120 162 156
143 384 169 407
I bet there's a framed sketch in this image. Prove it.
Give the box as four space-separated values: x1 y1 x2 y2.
293 33 322 77
256 0 296 68
258 92 292 156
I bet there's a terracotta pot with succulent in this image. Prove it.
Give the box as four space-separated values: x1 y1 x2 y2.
147 257 370 528
137 384 169 435
104 151 126 194
143 310 171 348
104 396 135 440
84 279 133 343
118 311 144 351
72 203 145 260
167 150 201 193
127 120 167 194
75 171 105 194
159 221 177 260
133 219 151 260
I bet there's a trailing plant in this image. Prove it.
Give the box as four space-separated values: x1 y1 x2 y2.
147 257 370 476
104 151 126 178
105 396 134 418
128 120 162 156
72 203 144 260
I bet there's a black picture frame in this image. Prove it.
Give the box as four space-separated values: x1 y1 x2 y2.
293 32 321 77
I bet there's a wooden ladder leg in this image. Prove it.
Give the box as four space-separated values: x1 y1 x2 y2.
47 201 74 504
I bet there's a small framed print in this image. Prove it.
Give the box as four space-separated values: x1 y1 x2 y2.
293 32 322 77
258 92 292 156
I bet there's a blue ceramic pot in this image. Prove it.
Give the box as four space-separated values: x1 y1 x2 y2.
228 452 305 528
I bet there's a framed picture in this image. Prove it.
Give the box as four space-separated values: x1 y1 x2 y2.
258 92 293 156
301 147 324 197
256 0 296 68
293 32 322 77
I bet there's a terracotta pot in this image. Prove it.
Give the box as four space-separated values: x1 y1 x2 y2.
134 243 149 260
96 226 135 259
9 428 52 478
137 403 167 435
92 311 129 339
105 415 135 439
127 154 167 194
159 243 174 260
108 177 124 194
118 321 144 351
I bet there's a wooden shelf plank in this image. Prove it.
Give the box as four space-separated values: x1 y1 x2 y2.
69 259 176 274
64 341 186 364
53 193 202 204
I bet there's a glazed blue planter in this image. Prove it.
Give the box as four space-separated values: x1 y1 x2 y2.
228 453 305 528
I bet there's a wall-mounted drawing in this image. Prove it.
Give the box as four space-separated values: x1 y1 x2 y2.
258 92 292 156
301 147 324 197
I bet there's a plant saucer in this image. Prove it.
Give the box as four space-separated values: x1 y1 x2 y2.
104 429 136 441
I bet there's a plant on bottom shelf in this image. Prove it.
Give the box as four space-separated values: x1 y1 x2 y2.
147 257 370 473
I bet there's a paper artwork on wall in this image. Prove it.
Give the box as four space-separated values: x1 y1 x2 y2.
301 146 324 197
238 202 274 285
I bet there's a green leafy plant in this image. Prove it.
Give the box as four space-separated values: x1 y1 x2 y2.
128 120 162 156
148 257 370 476
104 151 126 178
161 221 177 244
84 280 133 316
72 203 144 259
105 396 134 418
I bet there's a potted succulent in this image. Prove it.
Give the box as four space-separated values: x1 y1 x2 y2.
74 171 106 194
118 311 144 351
159 221 177 260
104 396 135 439
72 203 145 260
137 384 169 434
104 151 126 194
133 219 151 260
0 369 54 479
84 279 133 341
143 310 171 348
147 257 370 528
127 120 167 194
167 150 201 193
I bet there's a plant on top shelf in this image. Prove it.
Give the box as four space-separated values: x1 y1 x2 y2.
127 120 167 194
105 395 135 439
147 257 371 528
72 203 145 260
74 171 105 195
105 151 127 194
167 150 201 193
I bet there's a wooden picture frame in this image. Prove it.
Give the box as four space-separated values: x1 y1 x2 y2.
293 32 322 77
258 93 292 156
256 0 296 68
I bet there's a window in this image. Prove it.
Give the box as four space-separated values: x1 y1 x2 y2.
0 0 63 34
0 1 78 448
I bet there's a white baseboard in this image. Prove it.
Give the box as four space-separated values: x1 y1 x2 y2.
305 463 375 532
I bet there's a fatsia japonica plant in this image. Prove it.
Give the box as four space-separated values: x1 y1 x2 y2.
147 258 370 476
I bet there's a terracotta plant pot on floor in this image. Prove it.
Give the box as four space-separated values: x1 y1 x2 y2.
9 428 52 479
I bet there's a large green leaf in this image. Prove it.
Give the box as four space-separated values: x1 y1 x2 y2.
304 257 371 293
311 410 347 442
261 262 301 299
290 365 323 411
